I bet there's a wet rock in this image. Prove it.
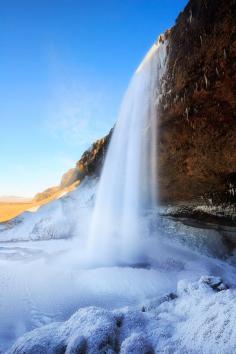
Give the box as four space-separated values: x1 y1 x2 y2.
199 276 229 291
143 292 178 312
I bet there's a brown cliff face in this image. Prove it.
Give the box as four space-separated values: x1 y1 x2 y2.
33 131 112 201
158 0 236 204
75 130 112 179
59 130 112 189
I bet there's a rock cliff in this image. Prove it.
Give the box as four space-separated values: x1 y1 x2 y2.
59 134 111 189
33 131 112 201
158 0 236 205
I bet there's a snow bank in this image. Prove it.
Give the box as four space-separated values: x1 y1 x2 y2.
7 276 236 354
0 178 96 242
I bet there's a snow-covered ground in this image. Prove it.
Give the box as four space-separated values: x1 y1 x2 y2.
7 277 236 354
1 179 236 353
2 236 236 354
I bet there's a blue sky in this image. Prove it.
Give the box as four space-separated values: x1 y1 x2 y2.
0 0 188 197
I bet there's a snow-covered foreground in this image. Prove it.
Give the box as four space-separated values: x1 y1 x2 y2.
1 235 236 353
7 277 236 354
0 180 236 353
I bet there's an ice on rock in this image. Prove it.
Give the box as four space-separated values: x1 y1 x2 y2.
120 333 154 354
172 279 236 353
199 275 228 291
60 307 119 353
65 335 86 354
8 307 120 354
7 277 236 354
177 276 228 297
6 322 64 354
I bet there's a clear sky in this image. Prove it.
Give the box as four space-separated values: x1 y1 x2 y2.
0 0 188 197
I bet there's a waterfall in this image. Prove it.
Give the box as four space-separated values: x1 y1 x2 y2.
87 36 168 265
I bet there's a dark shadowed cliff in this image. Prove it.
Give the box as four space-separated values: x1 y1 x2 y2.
158 0 236 205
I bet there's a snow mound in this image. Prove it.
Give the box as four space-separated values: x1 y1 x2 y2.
8 277 236 354
0 179 96 242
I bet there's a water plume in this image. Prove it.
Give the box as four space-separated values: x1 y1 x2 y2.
87 36 168 265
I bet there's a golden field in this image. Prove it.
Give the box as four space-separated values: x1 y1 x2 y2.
0 181 79 223
0 201 33 223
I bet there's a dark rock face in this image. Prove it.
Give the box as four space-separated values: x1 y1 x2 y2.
76 130 112 179
158 0 236 204
60 133 112 189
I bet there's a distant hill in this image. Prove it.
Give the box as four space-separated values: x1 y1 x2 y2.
0 196 31 203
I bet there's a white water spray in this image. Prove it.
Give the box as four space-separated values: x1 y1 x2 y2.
87 36 168 264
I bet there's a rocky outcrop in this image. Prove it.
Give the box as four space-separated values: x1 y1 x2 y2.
33 131 112 201
59 134 112 189
73 131 112 179
158 0 236 205
34 186 60 202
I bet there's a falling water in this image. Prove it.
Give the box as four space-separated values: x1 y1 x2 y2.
87 36 168 264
